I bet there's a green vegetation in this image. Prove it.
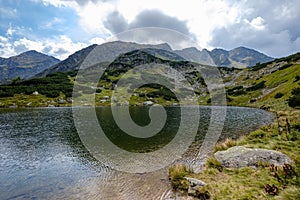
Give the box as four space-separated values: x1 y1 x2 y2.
169 110 300 199
246 81 266 91
274 92 284 99
288 87 300 108
0 47 299 199
0 51 299 109
169 164 192 192
0 72 74 98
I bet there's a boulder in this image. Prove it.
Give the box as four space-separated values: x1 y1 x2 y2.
214 146 293 168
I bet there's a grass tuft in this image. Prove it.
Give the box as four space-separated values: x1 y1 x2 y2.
169 164 193 192
206 157 223 172
214 138 237 152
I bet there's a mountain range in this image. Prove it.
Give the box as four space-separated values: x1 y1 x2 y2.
0 41 299 109
0 41 274 83
0 50 59 83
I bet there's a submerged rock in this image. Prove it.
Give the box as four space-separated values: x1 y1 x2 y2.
214 146 293 168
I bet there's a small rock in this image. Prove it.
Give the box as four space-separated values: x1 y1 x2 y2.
8 105 18 108
58 99 66 104
214 146 293 168
26 102 32 107
32 91 39 95
143 101 153 106
67 98 73 103
102 96 110 99
48 105 55 107
184 177 206 196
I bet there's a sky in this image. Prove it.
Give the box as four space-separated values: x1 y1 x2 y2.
0 0 299 60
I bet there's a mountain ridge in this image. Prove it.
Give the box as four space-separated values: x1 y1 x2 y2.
0 50 60 83
175 46 274 68
37 41 273 77
0 41 274 82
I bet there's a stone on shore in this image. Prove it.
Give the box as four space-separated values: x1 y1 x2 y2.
184 177 207 197
214 146 293 168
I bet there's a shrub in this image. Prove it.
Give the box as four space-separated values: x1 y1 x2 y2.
206 98 211 104
42 90 60 98
278 63 293 70
288 95 300 108
247 129 266 140
246 81 266 91
251 62 271 71
288 87 300 108
274 92 284 99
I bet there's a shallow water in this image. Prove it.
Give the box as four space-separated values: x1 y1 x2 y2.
0 106 274 199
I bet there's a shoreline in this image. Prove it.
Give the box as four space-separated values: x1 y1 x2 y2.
168 109 300 199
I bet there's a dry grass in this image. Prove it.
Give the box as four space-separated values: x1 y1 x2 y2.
214 138 238 152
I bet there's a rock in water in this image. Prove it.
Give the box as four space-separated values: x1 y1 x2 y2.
214 146 293 168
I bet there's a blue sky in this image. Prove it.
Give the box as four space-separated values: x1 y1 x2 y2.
0 0 299 60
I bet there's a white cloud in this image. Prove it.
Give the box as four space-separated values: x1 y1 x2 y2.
0 36 17 58
6 25 16 37
41 0 242 49
31 0 76 7
244 17 265 30
0 35 91 60
115 0 241 48
0 7 17 18
75 2 114 35
14 38 45 52
43 35 87 59
89 37 105 44
2 0 300 59
42 17 63 29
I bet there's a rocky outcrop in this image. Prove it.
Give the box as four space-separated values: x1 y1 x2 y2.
214 146 293 168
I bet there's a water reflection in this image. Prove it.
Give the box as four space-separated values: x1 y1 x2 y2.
0 107 274 199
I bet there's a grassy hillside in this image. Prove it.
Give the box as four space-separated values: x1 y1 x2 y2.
0 51 299 109
224 61 300 110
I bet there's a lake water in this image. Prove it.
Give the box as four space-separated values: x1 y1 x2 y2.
0 106 274 199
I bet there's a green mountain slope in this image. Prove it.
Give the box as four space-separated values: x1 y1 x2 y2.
0 50 299 110
222 52 300 110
